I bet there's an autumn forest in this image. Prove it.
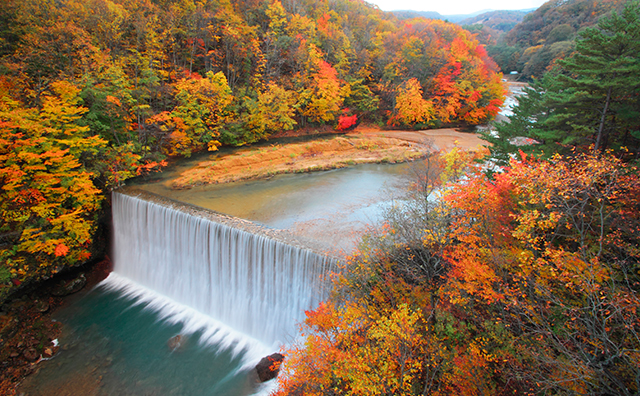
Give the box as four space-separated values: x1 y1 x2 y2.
1 0 640 394
0 0 504 286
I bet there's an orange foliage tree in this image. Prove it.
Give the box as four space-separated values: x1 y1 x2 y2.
380 19 505 127
298 55 350 124
274 151 640 395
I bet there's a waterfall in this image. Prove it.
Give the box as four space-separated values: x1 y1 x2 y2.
110 191 335 347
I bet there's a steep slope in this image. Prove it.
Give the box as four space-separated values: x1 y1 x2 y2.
459 10 531 32
490 0 628 78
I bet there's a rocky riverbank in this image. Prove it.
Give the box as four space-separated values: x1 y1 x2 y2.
0 258 111 396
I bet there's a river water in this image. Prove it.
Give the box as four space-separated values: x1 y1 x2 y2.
138 161 412 253
20 280 268 396
20 158 414 396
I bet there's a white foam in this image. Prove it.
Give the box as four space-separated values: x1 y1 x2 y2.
111 193 334 346
99 273 270 362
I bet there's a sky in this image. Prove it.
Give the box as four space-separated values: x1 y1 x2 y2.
366 0 548 16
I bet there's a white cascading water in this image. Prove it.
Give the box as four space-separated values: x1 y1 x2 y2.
110 192 335 348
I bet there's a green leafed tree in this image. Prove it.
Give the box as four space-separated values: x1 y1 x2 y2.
481 73 558 166
554 2 640 151
484 1 640 162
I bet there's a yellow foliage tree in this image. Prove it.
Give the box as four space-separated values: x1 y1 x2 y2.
389 78 435 127
0 80 106 284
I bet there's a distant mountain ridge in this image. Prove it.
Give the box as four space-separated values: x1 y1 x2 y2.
398 0 633 80
392 9 491 23
392 8 534 23
496 0 629 78
458 9 534 32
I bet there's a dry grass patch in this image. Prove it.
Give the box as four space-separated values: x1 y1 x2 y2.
171 136 427 189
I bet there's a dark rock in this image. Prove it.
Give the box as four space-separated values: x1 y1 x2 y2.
52 273 86 296
0 314 17 338
23 347 39 361
34 299 50 313
255 353 285 382
9 300 27 312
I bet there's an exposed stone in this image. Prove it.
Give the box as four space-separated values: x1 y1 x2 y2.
42 346 59 359
255 353 285 382
23 348 39 361
0 314 17 338
9 300 27 312
52 274 87 296
34 299 50 313
167 334 186 351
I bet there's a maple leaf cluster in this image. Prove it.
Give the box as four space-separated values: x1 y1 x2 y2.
275 150 640 395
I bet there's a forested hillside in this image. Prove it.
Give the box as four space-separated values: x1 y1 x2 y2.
488 0 628 78
460 10 530 48
483 2 640 162
0 0 504 299
275 3 640 395
460 9 529 33
277 148 640 396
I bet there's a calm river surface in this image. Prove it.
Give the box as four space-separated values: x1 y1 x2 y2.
136 159 413 253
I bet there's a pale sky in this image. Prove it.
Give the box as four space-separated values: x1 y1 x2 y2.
367 0 548 16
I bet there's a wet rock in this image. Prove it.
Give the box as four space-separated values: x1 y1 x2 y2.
9 299 27 312
255 353 285 382
167 334 187 351
42 345 59 358
23 347 39 361
42 347 53 358
34 299 50 313
0 314 17 338
52 273 86 296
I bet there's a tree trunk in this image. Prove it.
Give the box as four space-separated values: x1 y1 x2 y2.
595 86 612 152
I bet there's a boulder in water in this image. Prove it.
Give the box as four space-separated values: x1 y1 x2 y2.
42 346 58 358
255 353 285 382
167 334 187 351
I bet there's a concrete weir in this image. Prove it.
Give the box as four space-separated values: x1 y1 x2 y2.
110 187 337 347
